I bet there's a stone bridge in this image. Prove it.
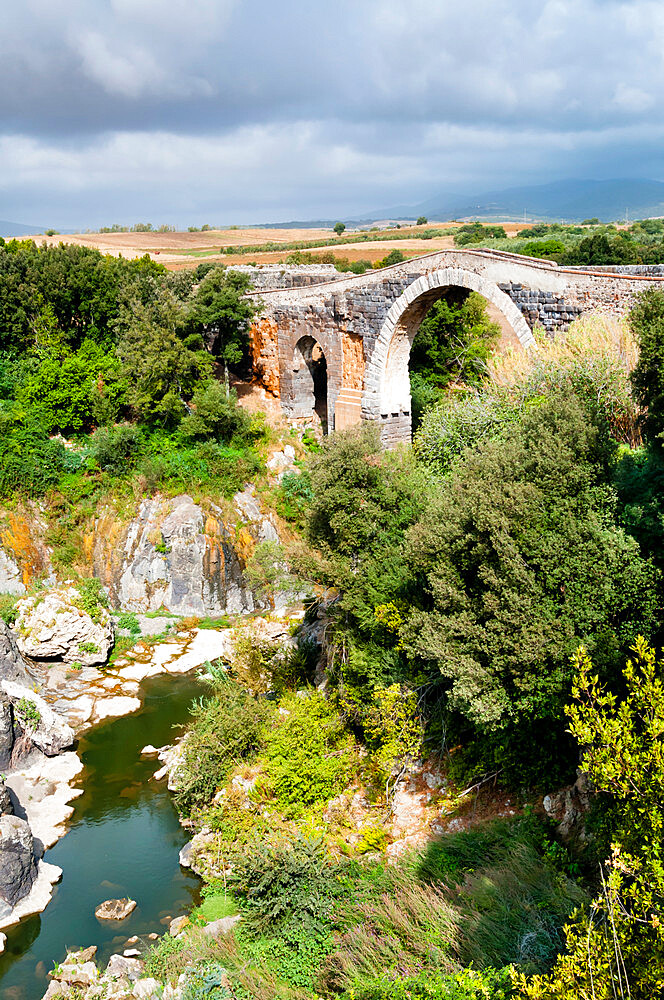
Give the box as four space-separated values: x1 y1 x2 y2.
248 248 664 445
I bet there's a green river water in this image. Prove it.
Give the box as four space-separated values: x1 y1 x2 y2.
0 671 204 1000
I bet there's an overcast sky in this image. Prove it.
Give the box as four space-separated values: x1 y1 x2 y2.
2 0 663 229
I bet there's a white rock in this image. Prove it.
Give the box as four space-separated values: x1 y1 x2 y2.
124 948 141 957
0 859 62 931
133 978 163 998
95 897 137 920
169 914 189 936
106 954 144 981
93 696 142 721
15 587 114 665
5 749 83 850
204 915 241 937
0 680 75 756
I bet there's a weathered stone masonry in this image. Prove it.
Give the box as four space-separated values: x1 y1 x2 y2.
248 249 664 445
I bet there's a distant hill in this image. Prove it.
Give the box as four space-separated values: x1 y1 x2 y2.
0 220 45 238
367 179 664 224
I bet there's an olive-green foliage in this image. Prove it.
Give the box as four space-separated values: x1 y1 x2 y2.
453 224 507 245
186 267 256 369
276 469 313 526
261 691 354 814
343 967 513 999
415 334 638 476
0 238 164 352
0 593 19 625
518 639 664 998
414 389 519 473
244 540 299 608
629 286 664 445
118 288 214 427
174 676 270 815
179 382 253 443
405 394 659 730
89 423 144 474
228 836 340 992
72 577 109 622
306 424 428 695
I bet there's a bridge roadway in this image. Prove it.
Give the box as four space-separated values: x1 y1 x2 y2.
247 248 664 445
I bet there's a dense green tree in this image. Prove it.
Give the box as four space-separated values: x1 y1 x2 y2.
629 286 664 445
118 290 213 426
333 222 346 235
404 394 659 729
185 267 256 379
518 638 664 999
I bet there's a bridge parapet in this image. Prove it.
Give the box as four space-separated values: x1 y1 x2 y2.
248 249 664 445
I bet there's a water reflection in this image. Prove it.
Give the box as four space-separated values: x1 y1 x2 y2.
0 672 203 1000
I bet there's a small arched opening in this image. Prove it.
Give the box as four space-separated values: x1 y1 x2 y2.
292 335 328 433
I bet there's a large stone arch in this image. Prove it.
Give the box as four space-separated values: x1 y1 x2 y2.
363 267 536 443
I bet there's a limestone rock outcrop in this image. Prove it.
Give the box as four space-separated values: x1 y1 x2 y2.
0 814 37 909
93 490 279 616
15 588 113 666
0 620 36 687
0 680 74 757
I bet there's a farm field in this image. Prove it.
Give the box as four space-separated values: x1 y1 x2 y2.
24 221 529 270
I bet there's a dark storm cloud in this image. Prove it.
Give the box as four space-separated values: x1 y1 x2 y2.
1 0 663 227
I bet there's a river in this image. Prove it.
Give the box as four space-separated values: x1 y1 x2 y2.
0 671 204 1000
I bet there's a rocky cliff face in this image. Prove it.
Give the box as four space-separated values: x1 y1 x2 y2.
0 488 281 618
92 489 278 615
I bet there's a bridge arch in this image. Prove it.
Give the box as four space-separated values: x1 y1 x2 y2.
363 267 536 444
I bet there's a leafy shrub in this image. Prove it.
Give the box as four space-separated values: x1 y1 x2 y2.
337 967 513 999
0 410 65 496
276 470 313 524
90 422 144 474
229 834 339 939
405 393 659 733
116 611 141 635
629 285 664 445
261 690 355 814
179 381 253 443
0 593 19 625
174 676 270 815
72 578 109 622
16 696 41 728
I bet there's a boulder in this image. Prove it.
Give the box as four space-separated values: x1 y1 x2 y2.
0 779 13 815
0 814 37 908
204 915 241 937
64 945 97 964
105 953 143 981
93 491 281 616
168 914 189 936
133 978 163 998
543 771 592 843
0 697 13 769
15 588 114 666
0 931 6 954
0 549 25 595
95 897 137 921
1 680 74 756
0 620 36 687
51 961 99 987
